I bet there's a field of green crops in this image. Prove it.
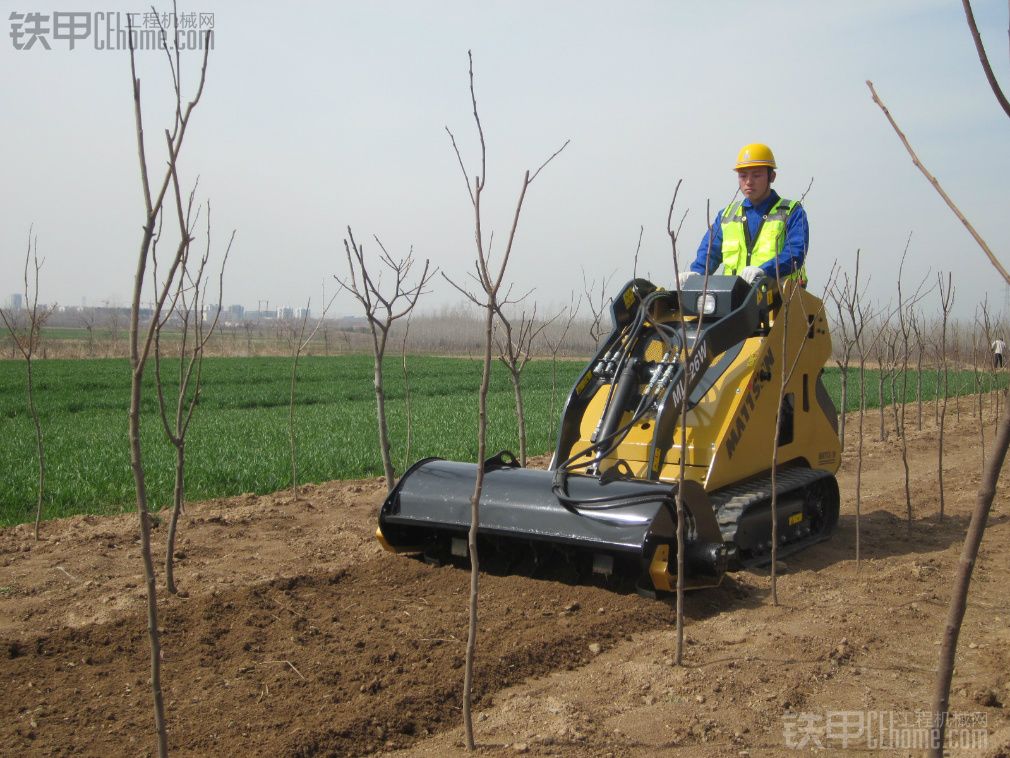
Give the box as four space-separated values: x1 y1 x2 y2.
0 355 1002 526
0 355 585 526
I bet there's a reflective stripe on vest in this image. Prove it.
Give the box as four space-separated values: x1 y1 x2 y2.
720 198 806 282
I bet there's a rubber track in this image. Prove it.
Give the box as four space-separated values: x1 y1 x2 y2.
709 466 836 567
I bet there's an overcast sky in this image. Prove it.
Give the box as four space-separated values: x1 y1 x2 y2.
2 0 1008 321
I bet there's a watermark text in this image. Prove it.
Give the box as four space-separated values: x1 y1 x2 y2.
783 709 988 751
9 11 215 51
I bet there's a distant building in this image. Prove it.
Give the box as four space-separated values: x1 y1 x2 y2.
295 306 311 321
276 306 294 320
226 304 245 321
5 293 22 311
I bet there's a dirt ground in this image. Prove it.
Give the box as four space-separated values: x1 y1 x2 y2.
2 399 1010 757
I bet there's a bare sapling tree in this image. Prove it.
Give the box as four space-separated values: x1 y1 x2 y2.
978 301 998 433
126 10 212 754
868 6 1010 744
540 292 580 423
932 321 942 426
767 260 836 604
993 320 1006 427
80 308 97 357
835 252 869 564
581 266 616 346
443 50 568 749
289 292 336 499
828 267 860 449
845 294 902 566
494 301 559 466
871 320 890 441
911 309 926 431
846 258 877 567
971 309 985 470
400 312 414 471
667 187 712 661
154 200 233 595
0 229 55 540
887 329 902 442
765 178 818 603
935 273 955 518
336 229 434 491
950 322 962 422
895 306 915 527
631 224 644 278
893 244 931 528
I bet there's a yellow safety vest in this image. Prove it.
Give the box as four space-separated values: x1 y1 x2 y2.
720 197 807 282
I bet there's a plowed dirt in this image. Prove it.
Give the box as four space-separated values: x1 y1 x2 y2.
2 399 1010 756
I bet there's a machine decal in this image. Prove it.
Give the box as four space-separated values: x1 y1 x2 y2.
667 339 709 411
575 371 592 395
725 348 775 459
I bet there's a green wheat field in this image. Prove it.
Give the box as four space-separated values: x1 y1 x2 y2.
0 355 999 526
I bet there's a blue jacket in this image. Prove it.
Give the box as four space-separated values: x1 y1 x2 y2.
691 190 809 278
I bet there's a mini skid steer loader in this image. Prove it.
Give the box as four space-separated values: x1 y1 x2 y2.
376 274 841 593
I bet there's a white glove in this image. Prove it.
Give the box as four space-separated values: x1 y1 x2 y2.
677 271 694 288
740 266 765 284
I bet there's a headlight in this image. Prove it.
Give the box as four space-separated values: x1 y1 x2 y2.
696 293 716 316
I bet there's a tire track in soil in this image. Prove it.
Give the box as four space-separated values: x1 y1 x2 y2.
1 551 756 756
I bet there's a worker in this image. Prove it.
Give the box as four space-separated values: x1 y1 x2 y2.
993 337 1006 368
682 143 809 287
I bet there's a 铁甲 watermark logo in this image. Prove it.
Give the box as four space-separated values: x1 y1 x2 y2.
9 10 215 51
783 709 988 751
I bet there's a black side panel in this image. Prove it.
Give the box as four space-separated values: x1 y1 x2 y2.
816 371 839 435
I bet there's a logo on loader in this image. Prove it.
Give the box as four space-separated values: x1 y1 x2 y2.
726 348 775 459
668 340 709 411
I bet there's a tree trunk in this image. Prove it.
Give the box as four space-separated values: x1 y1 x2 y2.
26 357 45 540
838 368 848 449
877 370 886 441
675 387 687 664
463 301 495 751
401 329 413 472
165 442 185 594
856 359 866 567
510 368 527 467
289 350 301 499
977 368 986 472
890 356 900 442
373 352 395 491
935 366 942 426
128 369 168 758
550 355 558 423
930 398 1010 755
916 353 923 431
899 359 912 527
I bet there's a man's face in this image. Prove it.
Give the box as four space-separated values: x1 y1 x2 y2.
737 167 774 203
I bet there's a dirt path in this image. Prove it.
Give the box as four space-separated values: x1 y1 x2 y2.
2 400 1009 756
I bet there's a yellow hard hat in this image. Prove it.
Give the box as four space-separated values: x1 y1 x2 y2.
734 143 776 170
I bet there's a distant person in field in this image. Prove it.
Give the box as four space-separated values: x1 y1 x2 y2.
683 143 809 288
993 337 1006 368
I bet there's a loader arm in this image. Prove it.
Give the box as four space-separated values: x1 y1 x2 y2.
552 275 770 481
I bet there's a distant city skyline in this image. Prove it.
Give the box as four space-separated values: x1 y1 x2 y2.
2 287 319 317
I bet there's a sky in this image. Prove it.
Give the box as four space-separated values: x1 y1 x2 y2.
1 0 1008 322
